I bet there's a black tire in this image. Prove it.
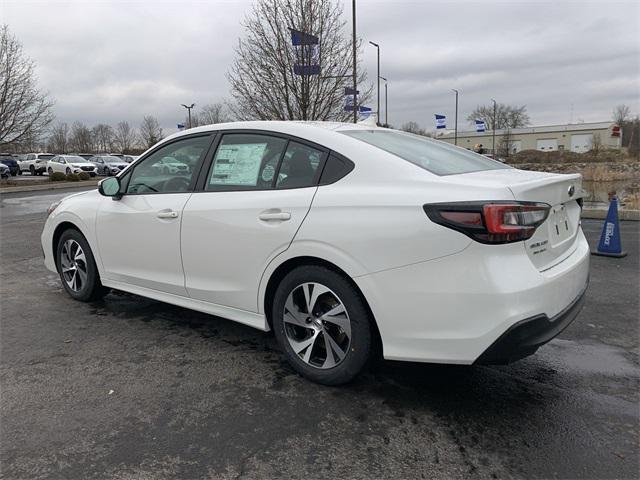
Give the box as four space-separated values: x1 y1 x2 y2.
65 167 71 174
17 168 22 175
48 167 53 175
272 265 373 385
10 171 16 176
30 165 35 175
56 229 109 302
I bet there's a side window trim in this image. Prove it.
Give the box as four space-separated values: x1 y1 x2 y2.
318 151 355 185
194 129 330 193
121 133 215 196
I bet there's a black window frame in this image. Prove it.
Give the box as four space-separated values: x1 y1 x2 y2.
117 132 217 196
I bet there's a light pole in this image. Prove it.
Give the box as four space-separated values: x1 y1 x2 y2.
352 0 357 123
380 76 388 126
491 98 497 156
452 89 459 146
369 41 380 125
181 103 195 129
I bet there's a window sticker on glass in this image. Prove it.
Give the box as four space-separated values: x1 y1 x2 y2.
211 143 267 185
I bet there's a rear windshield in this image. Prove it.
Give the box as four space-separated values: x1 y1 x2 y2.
341 129 510 176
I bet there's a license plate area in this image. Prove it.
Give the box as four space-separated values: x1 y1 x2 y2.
548 204 572 246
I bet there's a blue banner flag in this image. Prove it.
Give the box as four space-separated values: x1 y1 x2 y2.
435 114 446 129
475 120 486 132
593 197 627 257
290 29 319 46
344 87 360 96
293 64 320 75
177 123 185 130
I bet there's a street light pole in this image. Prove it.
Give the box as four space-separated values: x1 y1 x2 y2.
181 103 195 129
352 0 357 123
452 89 459 146
380 76 388 126
491 98 497 156
369 41 380 125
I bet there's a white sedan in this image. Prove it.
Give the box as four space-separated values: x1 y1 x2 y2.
47 155 98 176
41 121 589 385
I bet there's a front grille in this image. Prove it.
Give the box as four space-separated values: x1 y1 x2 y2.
80 166 94 171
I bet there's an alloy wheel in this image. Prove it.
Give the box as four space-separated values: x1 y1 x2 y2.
60 239 88 292
283 282 351 369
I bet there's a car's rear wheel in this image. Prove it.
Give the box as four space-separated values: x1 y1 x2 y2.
47 167 53 175
272 265 373 385
56 229 108 302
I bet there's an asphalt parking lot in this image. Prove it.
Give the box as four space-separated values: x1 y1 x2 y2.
1 188 638 480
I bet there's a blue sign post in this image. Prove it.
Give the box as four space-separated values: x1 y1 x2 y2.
592 197 627 257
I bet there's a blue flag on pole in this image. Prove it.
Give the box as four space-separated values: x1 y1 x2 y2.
435 114 446 129
290 29 319 46
593 196 627 257
177 123 185 130
475 120 486 132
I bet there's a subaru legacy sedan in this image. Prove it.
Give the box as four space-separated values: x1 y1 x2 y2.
42 121 589 385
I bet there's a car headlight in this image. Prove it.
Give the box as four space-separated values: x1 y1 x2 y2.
47 200 61 216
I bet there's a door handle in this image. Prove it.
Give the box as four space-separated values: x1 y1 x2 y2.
258 212 291 221
157 210 179 219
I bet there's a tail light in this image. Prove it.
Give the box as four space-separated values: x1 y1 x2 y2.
423 201 550 244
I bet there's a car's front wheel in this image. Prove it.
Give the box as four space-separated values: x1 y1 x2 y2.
272 265 373 385
47 167 53 175
56 229 108 302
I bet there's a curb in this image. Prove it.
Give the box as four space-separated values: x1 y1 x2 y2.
582 209 640 221
0 181 99 195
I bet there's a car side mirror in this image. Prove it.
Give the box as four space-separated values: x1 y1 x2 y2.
99 176 122 200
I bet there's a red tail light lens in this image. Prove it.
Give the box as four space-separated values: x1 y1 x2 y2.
423 202 550 244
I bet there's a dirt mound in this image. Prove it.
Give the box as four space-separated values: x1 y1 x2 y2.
509 149 627 164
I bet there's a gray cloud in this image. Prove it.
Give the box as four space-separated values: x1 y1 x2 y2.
4 0 639 135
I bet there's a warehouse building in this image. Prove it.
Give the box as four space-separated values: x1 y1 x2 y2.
438 121 621 154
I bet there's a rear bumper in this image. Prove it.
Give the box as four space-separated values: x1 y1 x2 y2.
354 228 590 364
474 281 587 364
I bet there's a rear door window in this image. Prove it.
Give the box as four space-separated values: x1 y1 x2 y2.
275 142 324 189
206 134 287 191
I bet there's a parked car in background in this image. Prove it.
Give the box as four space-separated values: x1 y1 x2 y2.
90 155 129 176
47 155 98 176
0 163 9 179
123 155 139 163
18 153 55 175
151 156 190 174
0 154 19 176
72 153 95 161
41 121 589 385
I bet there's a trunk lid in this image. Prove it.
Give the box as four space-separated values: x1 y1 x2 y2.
450 168 584 271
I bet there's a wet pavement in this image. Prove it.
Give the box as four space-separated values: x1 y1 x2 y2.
1 189 638 479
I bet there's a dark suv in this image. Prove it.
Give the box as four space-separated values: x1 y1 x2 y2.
0 154 18 176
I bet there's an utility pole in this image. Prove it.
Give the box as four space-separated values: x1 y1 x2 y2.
369 41 380 125
452 89 459 146
352 0 357 123
181 103 195 129
491 98 497 156
380 76 388 126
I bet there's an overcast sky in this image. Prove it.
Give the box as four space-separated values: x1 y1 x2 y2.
4 0 639 135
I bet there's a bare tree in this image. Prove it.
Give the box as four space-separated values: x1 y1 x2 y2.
400 121 427 136
112 121 137 153
0 25 55 148
69 121 93 152
498 128 515 159
227 0 371 121
198 102 230 125
48 122 69 153
467 104 530 130
92 124 114 152
139 116 163 148
613 104 630 125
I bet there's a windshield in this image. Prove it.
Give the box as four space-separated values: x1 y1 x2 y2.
341 129 510 176
104 156 122 163
65 156 89 163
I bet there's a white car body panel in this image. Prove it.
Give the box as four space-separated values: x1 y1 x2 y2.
41 121 590 364
181 187 317 313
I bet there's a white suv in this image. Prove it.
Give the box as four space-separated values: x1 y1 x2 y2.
19 153 55 175
47 155 98 176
